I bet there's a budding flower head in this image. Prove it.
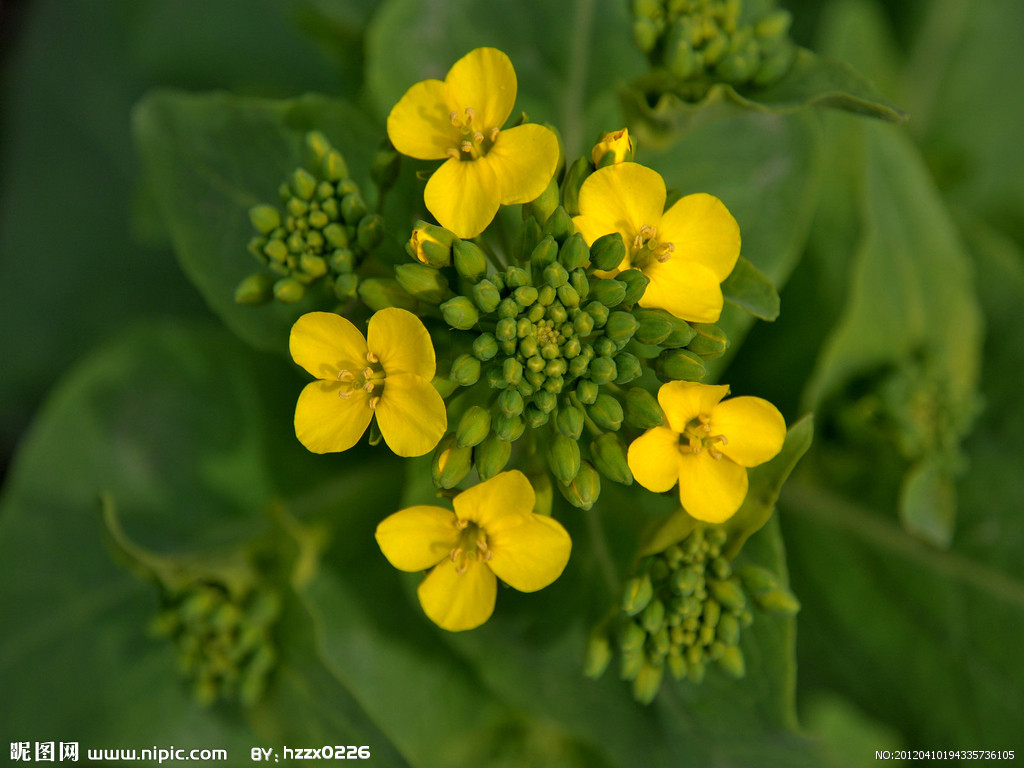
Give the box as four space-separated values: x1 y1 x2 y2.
591 128 636 168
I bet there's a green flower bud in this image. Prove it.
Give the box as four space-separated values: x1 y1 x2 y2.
321 222 349 250
553 405 583 440
617 269 649 305
576 379 599 405
590 232 626 272
263 239 289 263
496 390 523 418
588 393 624 431
306 130 332 163
661 315 697 348
619 645 644 682
531 469 554 517
710 555 731 580
338 191 366 225
687 323 729 358
473 333 498 361
632 660 664 705
526 175 560 224
717 613 740 646
472 279 502 313
583 630 613 679
522 404 547 427
320 149 350 182
291 168 317 201
356 214 385 251
493 413 525 442
572 311 595 338
655 348 707 382
332 273 359 301
542 206 573 243
515 215 543 262
505 266 530 288
532 389 555 413
755 9 792 40
613 352 642 384
474 434 511 479
736 565 778 596
249 204 281 235
668 653 688 682
569 268 590 301
273 278 305 303
370 139 401 192
632 308 674 346
753 42 796 87
452 239 488 283
395 263 450 304
358 278 416 312
286 231 306 254
543 262 569 288
620 619 647 652
432 434 472 489
299 253 328 279
408 221 455 267
495 317 517 343
589 356 618 385
755 588 801 615
709 578 746 612
456 406 491 448
642 597 666 635
530 235 560 272
590 432 633 485
441 296 480 330
671 567 700 596
585 301 610 327
558 460 601 510
605 311 640 345
503 357 524 386
560 156 591 216
514 286 539 308
308 210 330 231
548 434 582 486
556 284 580 308
716 645 745 678
247 236 269 263
621 575 654 616
234 273 273 305
448 354 481 387
591 278 627 308
558 233 589 271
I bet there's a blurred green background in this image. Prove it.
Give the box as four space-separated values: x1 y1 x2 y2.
1 0 1022 765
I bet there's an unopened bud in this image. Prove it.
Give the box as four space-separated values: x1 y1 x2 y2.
632 308 674 346
432 434 472 489
291 168 317 201
622 575 654 616
618 269 649 305
560 156 591 215
559 233 589 270
623 387 665 429
440 297 479 330
709 578 746 612
558 460 601 510
249 204 281 235
604 311 639 345
452 239 488 283
716 645 745 678
642 597 665 635
408 221 455 267
357 213 385 251
493 413 525 442
655 348 707 382
530 235 560 273
575 379 599 405
755 588 801 615
456 406 491 448
590 433 633 485
273 278 305 303
333 273 359 301
472 279 502 313
526 176 560 224
555 405 585 440
474 434 511 480
515 215 543 262
736 565 778 596
448 354 481 387
591 278 627 308
395 263 450 304
590 232 626 272
687 323 729 358
613 352 642 384
548 434 582 485
584 630 613 679
234 273 273 305
542 206 573 243
588 356 618 386
370 139 401 192
591 128 636 168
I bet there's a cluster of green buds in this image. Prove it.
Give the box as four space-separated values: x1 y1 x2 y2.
148 579 282 707
585 524 800 704
632 0 797 100
237 131 386 306
393 190 730 511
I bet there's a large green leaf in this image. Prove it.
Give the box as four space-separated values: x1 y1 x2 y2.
364 0 646 158
133 90 382 355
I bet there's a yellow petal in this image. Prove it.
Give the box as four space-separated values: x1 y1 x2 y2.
639 257 724 323
627 426 682 493
444 47 516 131
485 124 559 205
487 514 571 593
710 396 786 468
424 156 500 239
373 373 447 457
366 307 436 379
375 505 460 572
453 470 536 529
657 381 729 434
386 79 454 160
417 557 497 632
289 311 367 380
574 163 666 248
677 452 748 524
294 380 373 454
658 193 741 282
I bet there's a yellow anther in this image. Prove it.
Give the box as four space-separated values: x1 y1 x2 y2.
456 518 470 530
473 131 484 144
446 147 460 159
338 370 355 382
366 351 379 364
449 110 460 126
461 140 473 153
368 396 381 410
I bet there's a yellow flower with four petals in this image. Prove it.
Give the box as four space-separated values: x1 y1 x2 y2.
573 162 741 323
289 308 447 457
387 47 560 238
375 471 572 631
627 381 786 523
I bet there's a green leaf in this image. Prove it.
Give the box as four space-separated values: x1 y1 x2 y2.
625 47 905 147
133 90 381 354
364 0 646 158
722 256 782 321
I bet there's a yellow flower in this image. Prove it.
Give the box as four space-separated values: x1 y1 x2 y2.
627 382 785 523
386 47 560 239
289 308 447 457
375 471 572 631
572 162 741 323
591 128 635 167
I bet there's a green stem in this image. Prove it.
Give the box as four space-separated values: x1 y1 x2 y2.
585 504 620 599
